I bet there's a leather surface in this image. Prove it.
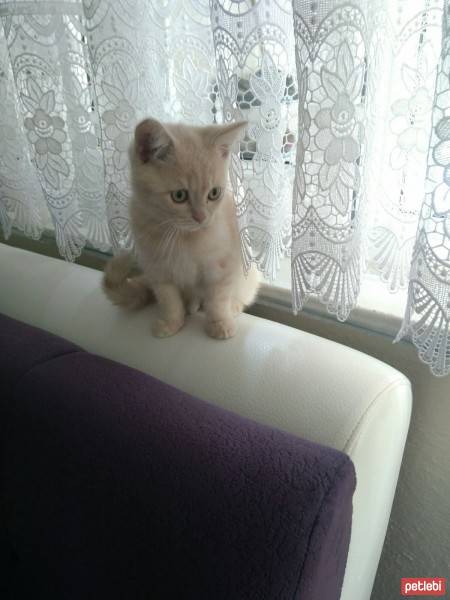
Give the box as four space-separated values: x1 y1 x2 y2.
0 243 412 600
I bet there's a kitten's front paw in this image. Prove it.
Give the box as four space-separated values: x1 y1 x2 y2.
152 318 184 338
205 318 237 340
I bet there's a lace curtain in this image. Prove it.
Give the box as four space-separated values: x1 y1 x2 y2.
0 0 449 375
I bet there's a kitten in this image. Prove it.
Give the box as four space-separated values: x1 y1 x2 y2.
103 118 260 339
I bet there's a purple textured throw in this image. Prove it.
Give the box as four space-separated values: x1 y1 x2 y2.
0 313 355 599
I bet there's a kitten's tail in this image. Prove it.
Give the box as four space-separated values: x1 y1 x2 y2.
102 253 154 310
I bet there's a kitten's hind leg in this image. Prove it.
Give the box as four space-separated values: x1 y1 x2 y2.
152 282 185 338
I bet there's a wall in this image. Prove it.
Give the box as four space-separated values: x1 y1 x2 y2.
249 303 450 600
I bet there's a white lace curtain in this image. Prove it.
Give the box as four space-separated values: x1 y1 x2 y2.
1 0 449 375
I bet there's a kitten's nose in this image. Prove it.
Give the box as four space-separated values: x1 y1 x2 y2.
192 210 206 223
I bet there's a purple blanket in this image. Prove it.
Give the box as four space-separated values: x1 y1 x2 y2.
0 313 355 599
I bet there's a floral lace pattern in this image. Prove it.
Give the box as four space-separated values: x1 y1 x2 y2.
315 41 364 216
397 1 450 376
211 0 296 279
291 3 367 320
364 6 442 295
0 0 217 257
0 0 449 375
0 27 44 240
22 81 69 189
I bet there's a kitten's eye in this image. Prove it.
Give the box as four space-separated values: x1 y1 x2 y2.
208 186 222 201
171 189 188 203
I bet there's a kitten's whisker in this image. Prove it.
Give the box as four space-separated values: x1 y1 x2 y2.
154 220 175 230
153 225 175 261
162 229 176 257
164 227 178 257
164 227 179 262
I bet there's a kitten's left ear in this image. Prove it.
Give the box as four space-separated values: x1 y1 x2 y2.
204 121 247 158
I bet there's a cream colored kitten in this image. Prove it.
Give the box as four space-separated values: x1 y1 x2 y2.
103 118 260 339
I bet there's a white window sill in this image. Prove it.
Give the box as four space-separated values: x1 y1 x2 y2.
258 258 407 339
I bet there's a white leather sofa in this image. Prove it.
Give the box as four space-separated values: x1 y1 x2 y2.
0 242 411 600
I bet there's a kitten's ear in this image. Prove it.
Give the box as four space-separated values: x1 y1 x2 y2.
134 119 174 164
204 121 247 158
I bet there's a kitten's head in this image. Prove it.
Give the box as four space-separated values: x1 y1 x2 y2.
130 118 246 230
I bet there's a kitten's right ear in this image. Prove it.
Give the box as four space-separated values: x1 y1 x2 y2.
203 121 247 159
134 119 174 164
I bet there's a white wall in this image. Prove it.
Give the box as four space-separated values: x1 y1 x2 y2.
249 303 450 600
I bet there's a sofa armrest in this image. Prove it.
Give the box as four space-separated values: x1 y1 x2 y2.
1 314 355 599
0 243 412 600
